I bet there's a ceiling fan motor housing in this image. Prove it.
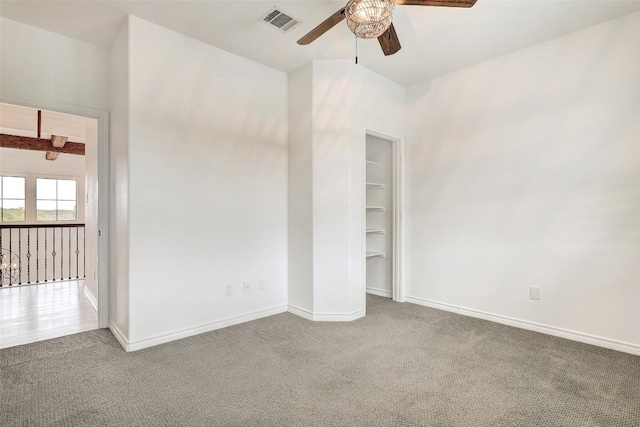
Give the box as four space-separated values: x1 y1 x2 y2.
345 0 395 39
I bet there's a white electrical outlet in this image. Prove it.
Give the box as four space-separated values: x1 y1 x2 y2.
530 286 540 300
258 279 265 291
243 282 251 293
225 284 233 297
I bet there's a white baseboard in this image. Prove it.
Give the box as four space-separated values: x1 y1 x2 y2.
314 310 364 322
366 288 392 298
126 305 288 352
288 304 313 320
109 321 129 351
83 285 98 312
405 295 640 356
288 304 364 322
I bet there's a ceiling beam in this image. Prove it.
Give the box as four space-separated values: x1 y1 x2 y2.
0 134 85 156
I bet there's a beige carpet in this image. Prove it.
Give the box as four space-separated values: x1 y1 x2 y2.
1 295 639 426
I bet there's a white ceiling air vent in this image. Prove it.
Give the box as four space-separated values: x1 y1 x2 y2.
261 7 300 33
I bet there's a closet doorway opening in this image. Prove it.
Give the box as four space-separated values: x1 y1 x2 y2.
364 131 404 303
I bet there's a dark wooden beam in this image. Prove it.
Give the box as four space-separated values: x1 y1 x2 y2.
37 110 42 138
0 134 85 155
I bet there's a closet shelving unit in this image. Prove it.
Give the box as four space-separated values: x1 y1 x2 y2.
365 135 396 299
366 160 386 260
366 182 385 189
366 251 386 258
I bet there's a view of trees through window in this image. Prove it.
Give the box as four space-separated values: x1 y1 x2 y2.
37 178 77 221
0 176 26 221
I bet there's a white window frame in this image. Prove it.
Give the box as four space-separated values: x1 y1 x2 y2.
35 177 80 223
0 175 27 222
0 173 84 225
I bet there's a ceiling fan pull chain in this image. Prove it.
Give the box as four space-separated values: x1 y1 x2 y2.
355 36 358 65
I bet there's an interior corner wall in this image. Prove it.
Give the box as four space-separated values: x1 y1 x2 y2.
126 16 288 347
313 61 406 317
350 65 405 314
405 11 640 351
288 63 314 314
287 60 405 319
0 17 109 111
109 18 131 341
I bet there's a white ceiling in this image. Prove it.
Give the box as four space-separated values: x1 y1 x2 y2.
2 0 639 86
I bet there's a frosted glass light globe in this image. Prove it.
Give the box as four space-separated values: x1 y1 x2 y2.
345 0 395 39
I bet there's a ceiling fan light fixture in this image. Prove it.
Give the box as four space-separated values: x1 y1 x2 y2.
345 0 395 39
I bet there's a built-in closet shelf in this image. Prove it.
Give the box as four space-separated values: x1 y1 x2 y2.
366 251 386 258
366 160 381 167
366 206 385 212
366 182 385 189
366 229 385 234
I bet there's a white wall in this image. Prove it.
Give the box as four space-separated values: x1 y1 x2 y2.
288 63 314 314
311 60 354 317
125 16 288 347
0 17 109 111
109 19 131 340
0 148 85 196
405 11 640 352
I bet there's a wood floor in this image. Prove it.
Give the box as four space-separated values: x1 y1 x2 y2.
0 280 98 349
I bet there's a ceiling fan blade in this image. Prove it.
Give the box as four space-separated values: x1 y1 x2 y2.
378 24 401 56
297 8 346 45
395 0 477 8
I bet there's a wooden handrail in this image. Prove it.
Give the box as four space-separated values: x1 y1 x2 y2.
0 224 85 229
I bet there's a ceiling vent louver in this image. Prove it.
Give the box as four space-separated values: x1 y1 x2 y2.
261 7 300 33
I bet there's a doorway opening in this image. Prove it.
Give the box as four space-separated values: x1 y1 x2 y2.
0 103 101 348
365 132 404 302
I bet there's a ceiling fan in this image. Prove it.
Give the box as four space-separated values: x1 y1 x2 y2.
297 0 477 56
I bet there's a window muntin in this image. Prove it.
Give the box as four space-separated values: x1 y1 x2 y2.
36 178 77 221
0 176 26 222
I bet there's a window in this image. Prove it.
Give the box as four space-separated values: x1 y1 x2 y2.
0 176 26 221
36 178 77 221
